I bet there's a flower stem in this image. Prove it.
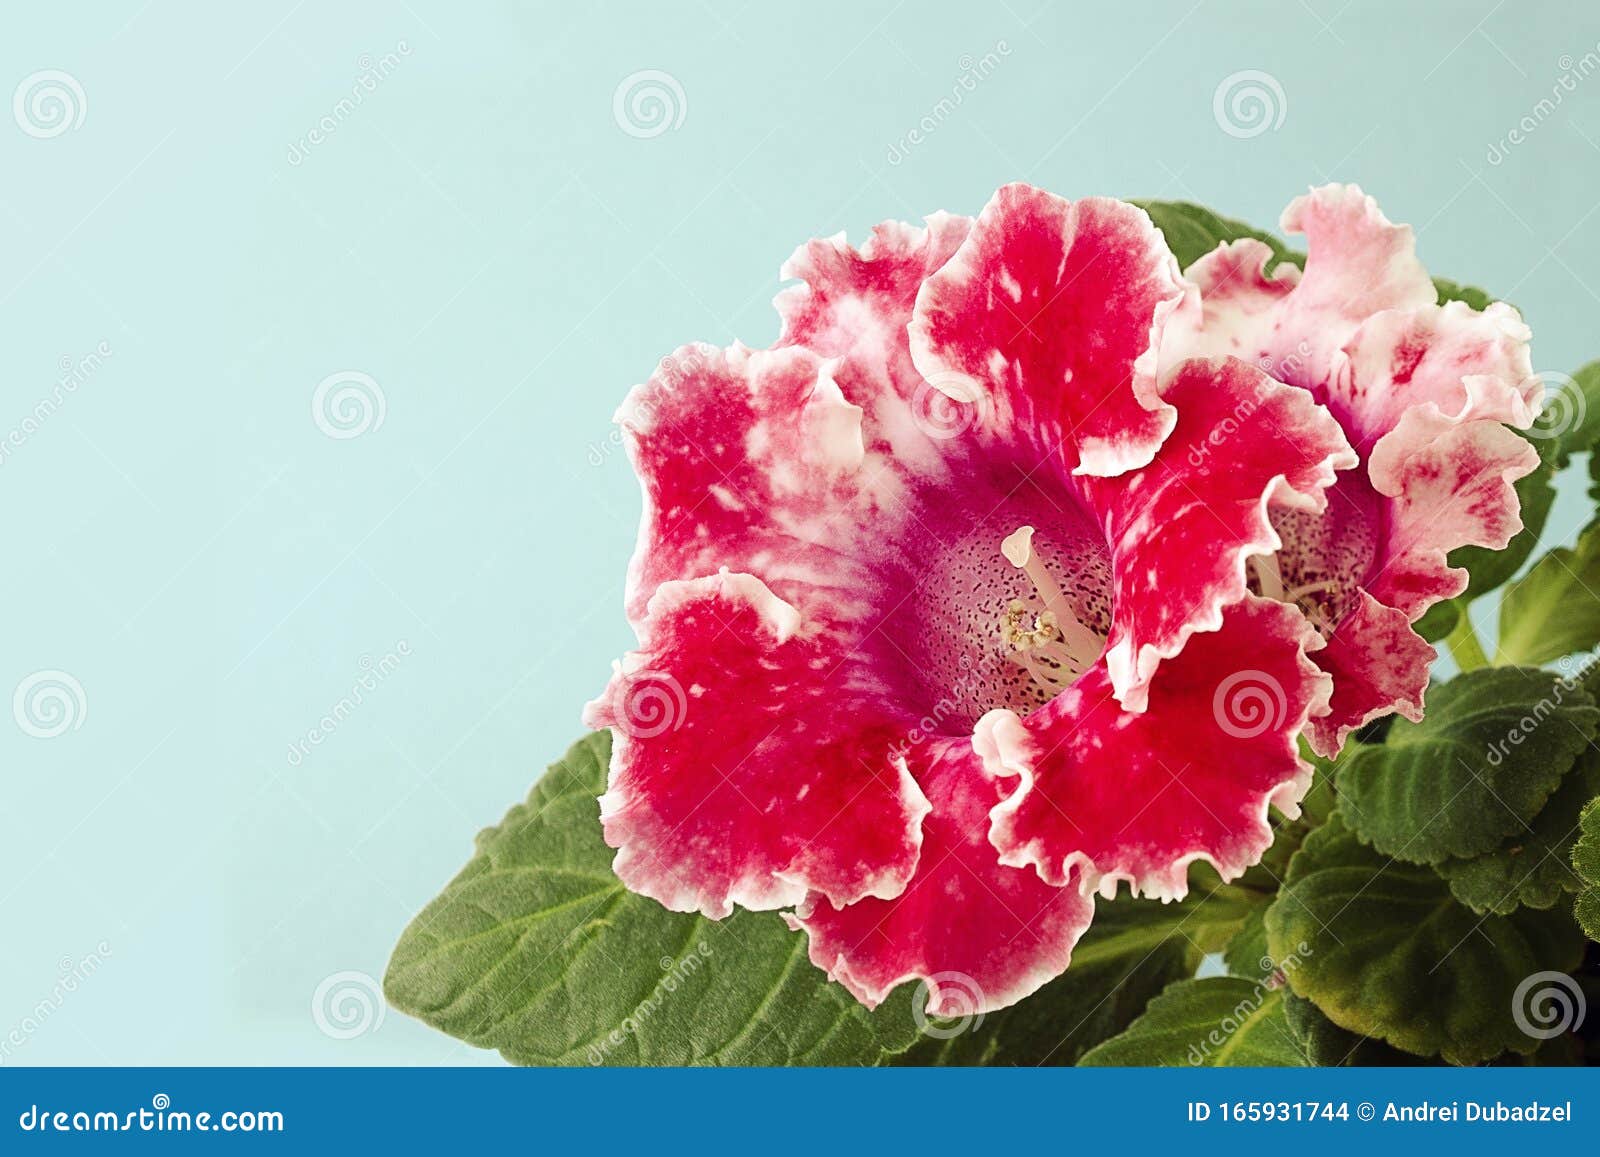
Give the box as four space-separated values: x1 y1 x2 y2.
1446 612 1491 672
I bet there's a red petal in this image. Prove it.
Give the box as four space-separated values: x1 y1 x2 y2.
775 213 989 486
980 597 1328 900
788 740 1093 1014
909 183 1194 477
584 570 931 918
617 343 870 626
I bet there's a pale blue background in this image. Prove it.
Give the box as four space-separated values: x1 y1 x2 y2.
5 0 1599 1064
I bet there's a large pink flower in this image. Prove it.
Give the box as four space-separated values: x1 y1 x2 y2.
1164 185 1541 754
585 184 1352 1014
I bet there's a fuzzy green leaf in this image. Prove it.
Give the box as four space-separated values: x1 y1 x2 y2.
1549 361 1600 465
1415 598 1461 644
1437 748 1600 915
384 732 919 1066
1337 667 1599 864
1078 978 1305 1067
1574 797 1600 940
1281 992 1427 1066
1499 521 1600 666
1266 815 1584 1065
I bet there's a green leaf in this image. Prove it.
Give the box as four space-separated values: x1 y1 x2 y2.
1415 597 1461 644
1437 748 1600 915
1431 275 1496 311
384 732 919 1066
1222 907 1273 981
1281 992 1428 1066
1547 361 1600 465
1266 814 1584 1064
1337 667 1599 864
1574 797 1600 940
1499 522 1600 666
1077 978 1306 1067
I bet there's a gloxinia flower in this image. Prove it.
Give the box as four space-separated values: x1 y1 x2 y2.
1163 185 1540 755
585 183 1354 1014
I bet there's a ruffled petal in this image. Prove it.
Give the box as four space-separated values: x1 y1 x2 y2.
1366 409 1540 619
583 570 932 918
1307 590 1431 756
1168 184 1436 390
1273 183 1438 384
775 213 980 483
1334 301 1537 449
1172 237 1300 370
788 739 1093 1015
776 214 971 366
617 343 872 625
909 183 1196 477
979 597 1328 901
1094 356 1356 710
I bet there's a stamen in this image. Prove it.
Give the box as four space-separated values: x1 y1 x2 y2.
1001 527 1102 660
1283 579 1335 603
1251 555 1340 633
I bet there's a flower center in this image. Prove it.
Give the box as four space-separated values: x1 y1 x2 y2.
999 525 1105 700
871 479 1113 734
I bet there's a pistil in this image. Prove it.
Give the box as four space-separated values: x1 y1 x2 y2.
998 526 1104 695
